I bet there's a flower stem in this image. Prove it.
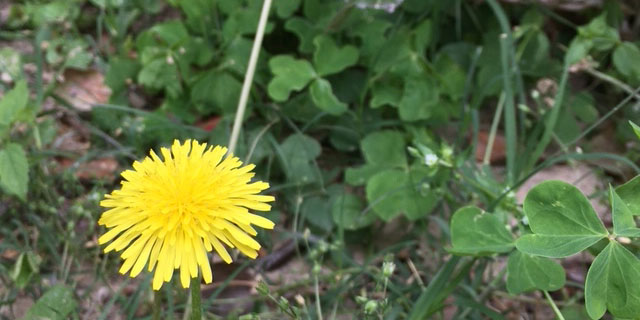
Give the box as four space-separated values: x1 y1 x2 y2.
228 0 273 155
152 290 162 320
543 290 565 320
191 277 202 320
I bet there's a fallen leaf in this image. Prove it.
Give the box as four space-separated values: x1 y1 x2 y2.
74 158 118 180
55 69 111 111
1 248 18 260
53 123 90 154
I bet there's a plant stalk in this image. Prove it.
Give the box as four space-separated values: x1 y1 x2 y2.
484 93 505 166
191 277 202 320
228 0 273 155
152 290 161 320
543 290 566 320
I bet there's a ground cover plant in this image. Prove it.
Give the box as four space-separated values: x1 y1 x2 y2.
2 0 640 319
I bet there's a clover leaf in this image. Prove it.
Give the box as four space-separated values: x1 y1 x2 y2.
449 206 514 256
516 181 608 258
267 55 316 102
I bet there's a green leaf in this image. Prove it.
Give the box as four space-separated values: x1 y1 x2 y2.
302 196 334 232
0 48 22 81
370 76 403 108
21 285 76 320
221 36 254 76
365 167 437 221
565 37 592 65
29 1 78 25
613 42 640 84
630 121 640 141
344 164 387 186
62 39 92 70
616 175 640 215
184 37 214 66
373 33 411 73
585 241 640 319
519 31 551 76
516 181 608 258
179 0 215 33
0 80 28 126
279 133 321 185
399 77 438 121
332 194 375 230
148 20 190 47
191 71 242 114
138 58 182 98
312 35 359 77
361 130 407 168
0 143 29 200
577 14 619 52
274 0 300 18
610 187 640 237
413 19 433 54
434 55 466 100
285 17 319 54
517 234 608 259
349 19 392 62
105 57 139 95
267 55 316 102
10 252 40 289
449 206 514 256
506 250 565 294
221 1 272 41
309 78 347 115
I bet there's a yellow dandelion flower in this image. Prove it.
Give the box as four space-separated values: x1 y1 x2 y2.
98 139 275 290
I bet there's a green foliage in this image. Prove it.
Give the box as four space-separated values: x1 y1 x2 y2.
584 241 640 319
610 186 640 237
449 206 514 256
309 78 347 115
361 131 407 168
497 179 640 319
332 193 374 230
615 175 640 215
0 143 29 200
21 285 77 320
268 55 316 101
0 80 31 200
365 167 437 221
0 80 28 128
10 252 40 289
7 0 640 319
312 35 358 77
267 34 357 115
279 133 321 185
516 181 608 258
506 251 565 294
613 42 640 85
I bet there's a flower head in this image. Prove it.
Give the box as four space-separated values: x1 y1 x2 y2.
98 140 275 290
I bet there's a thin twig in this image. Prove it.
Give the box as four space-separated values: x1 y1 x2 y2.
228 0 273 155
407 258 425 288
543 290 566 320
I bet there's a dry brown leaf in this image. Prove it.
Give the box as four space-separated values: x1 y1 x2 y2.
0 248 18 260
53 124 90 154
55 69 111 111
74 158 119 180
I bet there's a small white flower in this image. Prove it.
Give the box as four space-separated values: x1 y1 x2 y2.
424 154 438 167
